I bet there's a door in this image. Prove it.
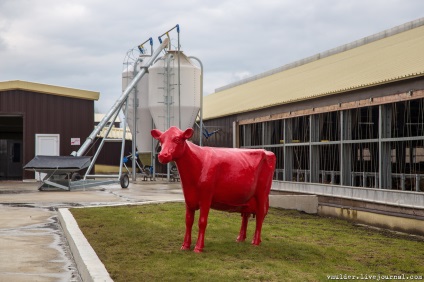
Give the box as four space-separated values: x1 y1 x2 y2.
0 140 23 180
35 134 60 180
7 140 23 178
0 140 6 179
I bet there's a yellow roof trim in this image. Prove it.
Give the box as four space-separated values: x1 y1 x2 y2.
95 113 121 123
0 80 99 101
204 21 424 120
97 126 132 140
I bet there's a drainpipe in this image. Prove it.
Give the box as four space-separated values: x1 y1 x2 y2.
188 56 203 146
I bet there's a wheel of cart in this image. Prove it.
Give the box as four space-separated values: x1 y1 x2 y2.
120 173 130 188
71 172 81 181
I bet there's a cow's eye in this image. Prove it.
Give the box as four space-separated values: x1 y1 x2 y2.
173 137 181 144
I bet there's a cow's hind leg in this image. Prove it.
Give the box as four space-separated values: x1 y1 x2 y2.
252 194 269 245
252 155 275 245
181 207 195 250
252 201 266 245
237 213 250 242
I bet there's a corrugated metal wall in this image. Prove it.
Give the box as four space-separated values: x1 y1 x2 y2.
193 115 236 148
0 90 95 179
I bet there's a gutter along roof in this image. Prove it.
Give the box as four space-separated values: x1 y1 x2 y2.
0 80 99 101
203 19 424 120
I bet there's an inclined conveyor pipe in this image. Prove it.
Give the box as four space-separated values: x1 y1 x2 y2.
72 38 169 157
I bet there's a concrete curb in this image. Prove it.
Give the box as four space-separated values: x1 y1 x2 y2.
269 195 318 214
58 208 113 282
58 200 184 281
58 197 316 281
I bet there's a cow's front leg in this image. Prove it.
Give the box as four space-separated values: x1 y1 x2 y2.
181 206 195 250
237 213 250 242
194 204 211 253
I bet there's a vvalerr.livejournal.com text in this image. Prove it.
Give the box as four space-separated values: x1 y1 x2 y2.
327 273 423 280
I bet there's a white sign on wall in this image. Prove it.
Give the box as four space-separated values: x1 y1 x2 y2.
71 138 80 146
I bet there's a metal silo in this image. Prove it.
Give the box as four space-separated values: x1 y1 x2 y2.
122 55 153 153
148 51 201 131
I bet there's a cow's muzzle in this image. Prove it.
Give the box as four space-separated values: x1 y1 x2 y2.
158 152 172 164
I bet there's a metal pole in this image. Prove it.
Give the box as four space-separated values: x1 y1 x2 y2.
166 54 173 131
73 38 169 157
340 111 344 185
378 105 382 188
152 118 156 181
188 56 203 146
166 53 173 182
158 24 179 42
118 98 129 179
131 58 141 181
83 109 121 179
178 27 181 129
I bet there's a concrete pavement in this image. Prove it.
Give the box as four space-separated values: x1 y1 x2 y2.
0 180 317 281
0 180 184 282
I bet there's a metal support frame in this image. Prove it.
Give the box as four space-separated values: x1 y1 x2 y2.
341 110 353 186
310 114 320 183
23 38 170 191
83 109 121 179
283 119 293 181
40 169 71 191
165 54 174 181
65 39 170 188
156 25 192 182
152 118 156 181
73 38 169 158
379 104 392 189
131 57 142 181
240 96 424 194
118 98 129 179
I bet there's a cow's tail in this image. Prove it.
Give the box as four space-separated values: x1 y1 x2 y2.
265 151 276 172
263 150 276 194
261 151 276 216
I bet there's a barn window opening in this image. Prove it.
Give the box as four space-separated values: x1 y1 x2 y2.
237 98 424 191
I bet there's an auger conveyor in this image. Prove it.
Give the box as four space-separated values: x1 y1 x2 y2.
24 38 169 191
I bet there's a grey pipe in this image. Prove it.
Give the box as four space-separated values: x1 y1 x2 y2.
188 56 203 146
118 97 129 178
166 53 174 182
131 58 142 181
178 32 181 129
72 38 169 157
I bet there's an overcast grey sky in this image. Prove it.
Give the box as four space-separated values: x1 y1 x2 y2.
0 0 423 113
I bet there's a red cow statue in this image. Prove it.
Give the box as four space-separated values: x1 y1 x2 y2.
151 126 276 253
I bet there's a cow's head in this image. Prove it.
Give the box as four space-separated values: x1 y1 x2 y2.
151 126 194 164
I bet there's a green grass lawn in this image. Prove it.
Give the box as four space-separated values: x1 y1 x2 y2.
71 203 424 282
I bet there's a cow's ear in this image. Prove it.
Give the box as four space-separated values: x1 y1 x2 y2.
182 128 194 140
151 129 163 140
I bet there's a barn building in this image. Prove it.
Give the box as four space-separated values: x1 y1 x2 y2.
0 80 99 180
196 18 424 234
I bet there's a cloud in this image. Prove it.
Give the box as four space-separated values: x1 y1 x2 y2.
0 0 423 114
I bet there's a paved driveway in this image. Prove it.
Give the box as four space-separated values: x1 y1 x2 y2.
0 181 183 282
